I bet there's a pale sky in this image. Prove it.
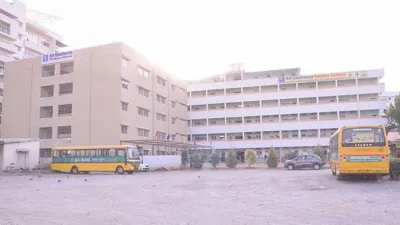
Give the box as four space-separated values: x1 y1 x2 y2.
23 0 399 91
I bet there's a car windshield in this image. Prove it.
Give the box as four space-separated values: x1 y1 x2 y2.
342 127 386 147
127 147 140 160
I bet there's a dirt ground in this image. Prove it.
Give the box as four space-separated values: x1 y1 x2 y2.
1 168 399 225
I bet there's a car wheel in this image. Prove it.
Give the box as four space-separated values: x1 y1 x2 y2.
287 164 294 170
313 164 320 170
116 166 124 175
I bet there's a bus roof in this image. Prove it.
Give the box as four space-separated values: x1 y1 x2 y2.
52 145 132 150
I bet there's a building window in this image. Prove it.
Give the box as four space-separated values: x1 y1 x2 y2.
40 106 53 118
138 86 149 97
156 131 167 140
143 150 149 155
171 84 176 91
137 128 149 137
60 62 74 75
157 76 166 86
156 94 166 104
39 127 52 139
42 65 55 77
172 117 176 124
138 66 149 78
171 101 176 108
40 85 54 98
57 126 71 138
121 78 129 89
121 125 128 134
138 107 149 117
157 113 166 122
58 104 72 116
39 148 52 158
121 101 128 111
122 57 129 68
59 83 73 95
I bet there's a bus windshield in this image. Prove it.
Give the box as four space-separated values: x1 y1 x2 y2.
127 147 140 160
342 127 386 147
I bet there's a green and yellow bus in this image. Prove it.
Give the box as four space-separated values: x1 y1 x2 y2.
51 145 141 174
329 125 389 180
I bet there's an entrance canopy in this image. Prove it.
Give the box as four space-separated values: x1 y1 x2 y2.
120 139 212 150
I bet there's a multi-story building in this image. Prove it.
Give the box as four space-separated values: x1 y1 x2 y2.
0 0 67 125
2 42 188 157
380 91 399 108
187 67 387 159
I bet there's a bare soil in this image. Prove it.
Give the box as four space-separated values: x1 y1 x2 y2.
0 169 399 225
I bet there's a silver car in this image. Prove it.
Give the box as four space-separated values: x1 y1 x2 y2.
284 154 325 170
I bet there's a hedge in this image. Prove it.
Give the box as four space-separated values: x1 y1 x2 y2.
390 158 400 180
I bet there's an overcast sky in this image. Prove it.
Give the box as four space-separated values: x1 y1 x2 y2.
23 0 400 91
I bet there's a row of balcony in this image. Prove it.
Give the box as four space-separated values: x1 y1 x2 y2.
189 78 378 97
189 109 380 127
189 93 379 111
190 128 338 142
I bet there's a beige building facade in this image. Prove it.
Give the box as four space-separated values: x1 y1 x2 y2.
2 42 188 156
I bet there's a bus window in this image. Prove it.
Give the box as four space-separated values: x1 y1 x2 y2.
117 149 125 157
53 151 60 157
109 149 116 157
342 127 385 146
127 147 140 160
60 151 67 158
99 150 109 157
88 150 96 157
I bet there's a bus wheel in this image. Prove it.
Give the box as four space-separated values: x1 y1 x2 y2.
71 166 79 174
116 166 124 175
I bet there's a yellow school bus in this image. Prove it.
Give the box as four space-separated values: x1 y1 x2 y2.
51 145 141 174
330 125 389 180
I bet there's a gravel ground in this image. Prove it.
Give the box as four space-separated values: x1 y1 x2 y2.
0 168 399 225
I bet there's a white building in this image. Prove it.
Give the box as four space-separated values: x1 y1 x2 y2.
187 68 387 159
0 138 40 171
0 0 67 125
380 91 399 108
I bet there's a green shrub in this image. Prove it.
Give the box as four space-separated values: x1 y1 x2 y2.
226 149 238 168
244 149 257 167
210 152 220 168
313 144 325 161
181 150 189 166
190 153 203 169
285 150 299 160
267 149 278 168
390 158 400 180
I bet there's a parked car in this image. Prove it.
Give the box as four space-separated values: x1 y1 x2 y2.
139 163 149 172
284 154 325 170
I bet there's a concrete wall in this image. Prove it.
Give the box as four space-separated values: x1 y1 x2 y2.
1 140 40 171
142 155 181 169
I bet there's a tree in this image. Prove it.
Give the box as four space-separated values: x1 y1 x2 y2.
210 152 220 168
385 95 400 133
190 152 203 169
267 148 278 168
313 144 325 161
226 149 238 168
181 150 189 167
285 150 299 161
244 149 257 167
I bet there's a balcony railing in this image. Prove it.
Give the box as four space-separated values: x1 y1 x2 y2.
0 26 10 35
